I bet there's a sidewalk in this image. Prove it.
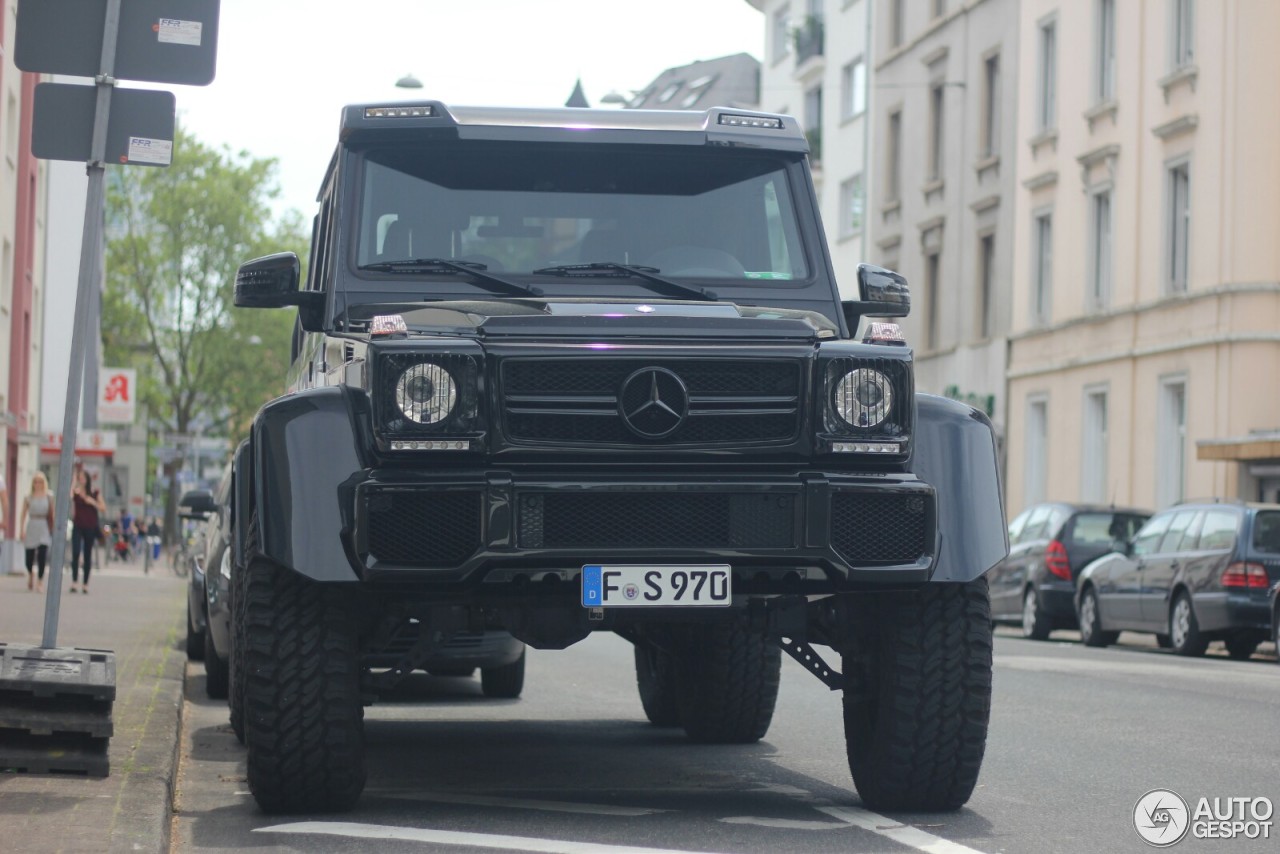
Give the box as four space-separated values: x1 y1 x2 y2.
0 559 188 853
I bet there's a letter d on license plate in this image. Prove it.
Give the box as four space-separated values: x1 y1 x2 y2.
581 565 732 608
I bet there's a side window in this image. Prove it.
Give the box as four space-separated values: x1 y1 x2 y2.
305 213 321 290
1007 508 1033 543
1132 513 1173 557
1195 510 1240 551
1157 510 1198 553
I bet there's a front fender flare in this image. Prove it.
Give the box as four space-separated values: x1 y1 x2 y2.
247 386 369 582
910 393 1009 582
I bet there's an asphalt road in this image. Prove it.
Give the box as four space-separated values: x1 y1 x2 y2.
171 628 1280 854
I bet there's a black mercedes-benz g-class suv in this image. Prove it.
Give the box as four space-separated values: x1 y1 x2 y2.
229 101 1008 814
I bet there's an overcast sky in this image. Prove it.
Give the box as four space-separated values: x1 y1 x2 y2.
162 0 765 218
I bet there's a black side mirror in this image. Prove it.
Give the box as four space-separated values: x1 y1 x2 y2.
841 263 911 332
178 489 217 517
234 252 324 331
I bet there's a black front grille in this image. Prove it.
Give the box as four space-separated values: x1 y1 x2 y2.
365 490 482 567
519 492 795 550
502 358 802 446
830 492 929 565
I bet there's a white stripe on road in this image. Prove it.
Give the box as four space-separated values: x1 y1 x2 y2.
721 815 850 830
817 805 991 854
383 790 666 816
255 822 731 854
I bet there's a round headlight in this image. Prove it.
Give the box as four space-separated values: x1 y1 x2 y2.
395 363 457 424
834 368 893 428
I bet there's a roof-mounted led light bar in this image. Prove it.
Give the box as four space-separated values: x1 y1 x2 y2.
365 105 435 119
717 113 784 129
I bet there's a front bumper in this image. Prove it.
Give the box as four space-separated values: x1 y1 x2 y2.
352 469 936 590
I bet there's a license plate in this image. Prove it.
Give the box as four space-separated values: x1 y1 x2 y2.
581 565 732 608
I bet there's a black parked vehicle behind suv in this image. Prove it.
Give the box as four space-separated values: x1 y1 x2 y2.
226 100 1008 814
990 503 1149 639
1076 500 1280 657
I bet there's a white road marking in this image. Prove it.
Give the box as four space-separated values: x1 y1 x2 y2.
255 821 733 854
818 805 991 854
721 815 850 830
382 790 666 816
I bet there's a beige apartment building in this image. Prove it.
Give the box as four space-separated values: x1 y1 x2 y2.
1007 0 1280 515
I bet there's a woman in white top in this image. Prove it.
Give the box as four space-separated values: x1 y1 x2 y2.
20 471 54 592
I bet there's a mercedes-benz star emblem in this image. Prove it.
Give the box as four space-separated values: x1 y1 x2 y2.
618 367 689 439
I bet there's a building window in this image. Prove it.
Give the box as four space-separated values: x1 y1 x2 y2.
890 0 905 49
932 0 946 18
839 174 865 237
1032 212 1052 325
1089 189 1112 311
1095 0 1116 102
928 84 945 182
842 57 867 120
1025 397 1049 506
1037 19 1057 131
772 5 792 63
1082 387 1109 502
977 233 995 339
924 250 940 350
1167 161 1190 293
1171 0 1194 69
1157 377 1187 507
981 53 1000 158
804 86 823 163
886 110 902 204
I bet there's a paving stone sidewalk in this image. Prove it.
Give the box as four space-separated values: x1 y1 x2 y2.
0 559 188 853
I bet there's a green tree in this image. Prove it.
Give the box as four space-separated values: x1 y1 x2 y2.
103 125 307 540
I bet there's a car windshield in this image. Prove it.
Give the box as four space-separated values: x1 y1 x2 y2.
1067 512 1148 546
353 143 808 283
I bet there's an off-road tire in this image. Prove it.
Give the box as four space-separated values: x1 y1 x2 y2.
1224 635 1259 661
1169 592 1208 657
1078 587 1117 648
480 650 526 699
243 560 365 813
841 578 993 812
204 624 229 699
1021 587 1052 641
634 643 681 727
675 619 781 744
229 555 248 744
187 601 205 660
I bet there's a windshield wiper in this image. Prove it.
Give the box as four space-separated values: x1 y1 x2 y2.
358 258 542 297
531 262 718 302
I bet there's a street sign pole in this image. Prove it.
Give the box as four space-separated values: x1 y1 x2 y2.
43 0 123 649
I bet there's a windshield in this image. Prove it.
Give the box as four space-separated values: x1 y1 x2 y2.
354 143 809 283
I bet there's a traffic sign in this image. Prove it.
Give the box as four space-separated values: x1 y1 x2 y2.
16 0 220 86
32 83 175 165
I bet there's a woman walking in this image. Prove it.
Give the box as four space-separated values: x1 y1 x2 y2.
20 471 54 592
70 468 105 594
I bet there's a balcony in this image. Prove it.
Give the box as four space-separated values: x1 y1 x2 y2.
793 16 825 66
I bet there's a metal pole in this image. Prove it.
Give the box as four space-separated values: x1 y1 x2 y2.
43 0 122 648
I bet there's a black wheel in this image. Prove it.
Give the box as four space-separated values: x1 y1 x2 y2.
187 600 205 660
1169 592 1208 657
676 618 781 744
1021 587 1052 641
1078 587 1117 648
1224 635 1259 661
634 643 681 727
842 579 993 812
1156 634 1173 649
480 649 526 699
243 560 366 813
229 557 247 745
204 624 229 699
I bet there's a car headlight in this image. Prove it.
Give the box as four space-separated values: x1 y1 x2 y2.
834 368 893 428
395 363 457 424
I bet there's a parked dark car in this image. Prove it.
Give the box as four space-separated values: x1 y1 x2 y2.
183 477 233 699
1075 500 1280 657
990 503 1150 639
181 488 219 664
